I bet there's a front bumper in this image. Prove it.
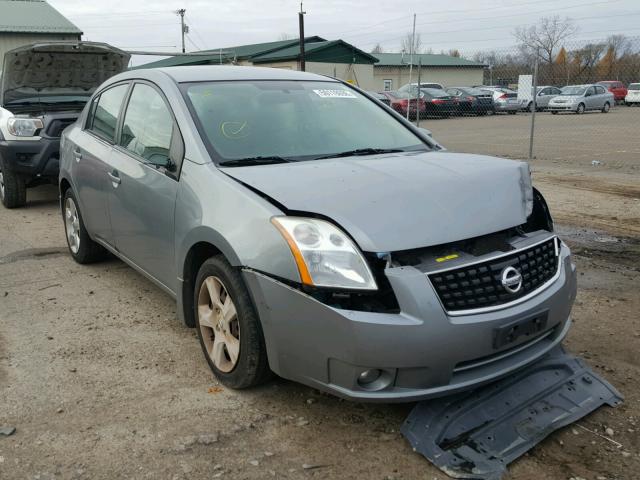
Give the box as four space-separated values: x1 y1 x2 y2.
547 103 577 111
0 137 61 179
244 243 577 402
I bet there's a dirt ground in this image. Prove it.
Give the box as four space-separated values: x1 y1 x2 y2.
1 109 639 479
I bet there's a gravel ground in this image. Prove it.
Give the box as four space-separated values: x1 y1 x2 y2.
1 114 639 479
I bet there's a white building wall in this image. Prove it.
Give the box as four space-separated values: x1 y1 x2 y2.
373 66 484 91
305 62 376 90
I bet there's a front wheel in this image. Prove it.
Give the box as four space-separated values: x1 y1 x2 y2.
62 189 106 263
601 102 610 113
0 159 27 208
508 110 517 115
194 256 271 389
551 111 558 115
576 103 585 114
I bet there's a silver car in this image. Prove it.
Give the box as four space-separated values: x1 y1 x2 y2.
523 86 562 111
547 84 614 114
478 87 520 114
59 66 576 402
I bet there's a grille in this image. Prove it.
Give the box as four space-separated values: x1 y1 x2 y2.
428 237 559 314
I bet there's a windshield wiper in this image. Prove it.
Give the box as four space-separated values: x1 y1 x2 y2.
314 148 407 160
218 156 293 167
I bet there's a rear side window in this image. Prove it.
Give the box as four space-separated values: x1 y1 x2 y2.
595 86 606 94
120 83 174 167
87 84 129 142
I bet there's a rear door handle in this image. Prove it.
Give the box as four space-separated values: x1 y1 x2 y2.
73 149 82 162
107 171 121 186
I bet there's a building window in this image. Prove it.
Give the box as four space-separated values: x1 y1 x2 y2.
383 79 393 91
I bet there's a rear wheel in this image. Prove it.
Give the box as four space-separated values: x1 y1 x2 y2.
576 103 585 114
551 111 558 115
194 256 271 389
0 159 27 208
508 110 517 115
601 102 610 113
527 102 534 112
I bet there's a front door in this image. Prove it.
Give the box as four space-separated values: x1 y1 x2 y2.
105 82 180 291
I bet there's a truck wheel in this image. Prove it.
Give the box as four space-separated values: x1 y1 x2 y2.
62 189 106 264
601 102 610 113
0 159 27 208
576 103 585 114
194 256 271 389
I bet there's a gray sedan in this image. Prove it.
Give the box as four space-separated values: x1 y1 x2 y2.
59 66 576 401
547 84 614 114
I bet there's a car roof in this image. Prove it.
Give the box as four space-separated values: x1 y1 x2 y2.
116 65 336 84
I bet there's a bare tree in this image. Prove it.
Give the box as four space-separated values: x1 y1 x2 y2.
514 16 578 66
401 32 422 55
370 43 384 54
571 42 606 82
278 32 294 41
606 34 633 58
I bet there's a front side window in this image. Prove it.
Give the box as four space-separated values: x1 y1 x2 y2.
88 84 129 141
120 84 174 167
561 86 586 96
184 80 429 164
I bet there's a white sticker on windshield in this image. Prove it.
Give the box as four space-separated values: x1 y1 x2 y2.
313 89 357 98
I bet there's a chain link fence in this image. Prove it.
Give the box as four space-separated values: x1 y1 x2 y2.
421 36 640 174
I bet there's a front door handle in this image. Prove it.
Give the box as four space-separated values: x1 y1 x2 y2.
107 171 121 187
73 149 82 162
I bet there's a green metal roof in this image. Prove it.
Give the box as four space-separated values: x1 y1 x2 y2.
373 53 485 68
0 0 82 34
136 36 328 70
251 40 378 65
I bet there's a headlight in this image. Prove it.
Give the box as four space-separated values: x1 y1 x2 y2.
8 117 44 137
271 216 378 290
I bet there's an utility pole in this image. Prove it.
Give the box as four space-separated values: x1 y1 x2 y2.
416 57 422 128
298 2 306 71
176 9 186 53
406 13 416 121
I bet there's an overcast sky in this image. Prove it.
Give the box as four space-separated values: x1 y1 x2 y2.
49 0 640 66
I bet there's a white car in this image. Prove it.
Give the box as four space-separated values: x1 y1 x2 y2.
625 83 640 105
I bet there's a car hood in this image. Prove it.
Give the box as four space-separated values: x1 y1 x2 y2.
223 152 533 252
1 41 130 107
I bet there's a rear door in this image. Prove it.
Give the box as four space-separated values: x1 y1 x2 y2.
595 85 608 108
73 82 130 245
585 86 598 109
105 81 183 291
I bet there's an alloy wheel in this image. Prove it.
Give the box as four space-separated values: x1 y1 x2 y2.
198 276 240 373
64 197 81 254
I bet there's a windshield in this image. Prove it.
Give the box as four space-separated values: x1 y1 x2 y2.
629 84 640 91
561 86 586 96
184 80 429 163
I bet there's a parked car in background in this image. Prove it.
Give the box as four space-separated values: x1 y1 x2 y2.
398 82 444 96
368 91 391 106
60 66 574 402
547 84 613 114
419 88 456 118
380 91 425 119
445 87 494 115
0 41 129 208
625 83 640 105
597 81 627 104
477 87 520 114
521 86 563 112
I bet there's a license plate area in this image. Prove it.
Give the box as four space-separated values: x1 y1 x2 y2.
493 312 548 349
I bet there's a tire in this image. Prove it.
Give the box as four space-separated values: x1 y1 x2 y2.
576 103 585 114
508 110 517 115
551 111 558 115
194 255 271 389
601 102 610 113
62 189 106 264
527 102 534 112
0 158 27 208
